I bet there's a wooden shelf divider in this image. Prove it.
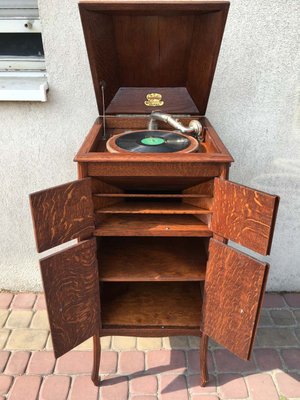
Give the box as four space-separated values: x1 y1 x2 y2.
95 201 211 215
93 193 212 198
94 214 212 237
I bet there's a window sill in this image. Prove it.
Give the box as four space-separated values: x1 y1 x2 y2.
0 71 48 102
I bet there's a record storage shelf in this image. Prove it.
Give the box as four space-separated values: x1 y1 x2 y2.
95 192 211 330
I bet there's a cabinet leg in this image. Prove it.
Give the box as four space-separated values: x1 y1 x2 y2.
91 334 101 386
200 334 208 387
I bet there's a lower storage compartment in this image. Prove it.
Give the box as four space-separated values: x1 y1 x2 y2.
101 282 202 329
98 237 208 282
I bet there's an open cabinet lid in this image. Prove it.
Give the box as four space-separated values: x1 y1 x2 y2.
79 0 229 115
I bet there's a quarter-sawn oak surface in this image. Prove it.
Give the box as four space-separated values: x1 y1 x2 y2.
40 239 100 358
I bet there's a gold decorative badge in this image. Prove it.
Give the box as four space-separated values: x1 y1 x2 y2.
144 93 164 107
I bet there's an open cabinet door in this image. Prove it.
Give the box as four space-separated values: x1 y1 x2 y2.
212 178 279 255
40 239 100 358
30 178 95 253
30 179 99 357
202 239 268 360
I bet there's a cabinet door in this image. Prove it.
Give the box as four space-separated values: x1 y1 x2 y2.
202 239 268 360
30 178 94 253
40 238 100 358
212 178 279 255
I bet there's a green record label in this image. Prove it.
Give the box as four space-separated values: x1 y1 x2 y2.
141 137 165 146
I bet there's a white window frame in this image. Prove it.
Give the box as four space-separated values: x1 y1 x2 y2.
0 0 48 101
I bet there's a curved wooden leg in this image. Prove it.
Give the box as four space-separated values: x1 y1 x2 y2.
91 334 101 386
200 333 208 387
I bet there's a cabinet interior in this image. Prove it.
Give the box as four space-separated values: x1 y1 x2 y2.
93 176 213 330
98 237 208 282
101 282 203 329
92 177 214 237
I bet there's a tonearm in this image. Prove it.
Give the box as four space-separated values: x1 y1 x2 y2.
148 111 203 141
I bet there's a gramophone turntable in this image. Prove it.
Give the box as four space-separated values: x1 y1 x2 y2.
106 110 203 153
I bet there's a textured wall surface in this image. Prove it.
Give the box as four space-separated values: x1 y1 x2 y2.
0 0 299 291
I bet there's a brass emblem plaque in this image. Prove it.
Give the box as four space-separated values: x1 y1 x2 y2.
144 93 164 107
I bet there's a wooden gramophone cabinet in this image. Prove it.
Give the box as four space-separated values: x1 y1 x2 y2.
29 0 279 387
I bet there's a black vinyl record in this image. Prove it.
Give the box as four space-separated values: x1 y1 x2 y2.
115 130 191 153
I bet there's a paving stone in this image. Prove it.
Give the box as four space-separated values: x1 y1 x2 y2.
34 294 46 310
6 310 33 328
214 349 256 373
147 350 186 374
0 351 10 372
293 309 300 324
131 396 158 400
0 375 13 395
270 309 296 326
160 374 188 400
208 339 221 349
283 293 300 308
0 311 9 328
187 350 214 373
190 396 220 400
137 337 162 350
0 293 13 309
295 328 300 343
118 351 144 374
40 375 70 400
246 373 279 400
9 375 42 400
11 293 36 309
112 336 136 350
101 376 128 400
99 351 118 374
101 336 111 350
30 310 49 329
68 375 98 400
74 337 93 351
256 327 299 347
281 348 300 370
263 293 286 308
253 348 282 371
5 351 30 375
56 351 92 374
0 330 10 349
163 336 189 349
6 329 48 350
276 372 300 398
27 351 55 374
131 375 158 394
258 309 273 326
188 336 200 349
46 334 53 350
218 374 248 399
187 374 216 394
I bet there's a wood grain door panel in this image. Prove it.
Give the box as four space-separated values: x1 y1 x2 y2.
30 178 94 253
202 239 268 360
40 239 100 358
212 178 279 255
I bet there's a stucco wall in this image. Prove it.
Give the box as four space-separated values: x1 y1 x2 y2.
0 0 299 291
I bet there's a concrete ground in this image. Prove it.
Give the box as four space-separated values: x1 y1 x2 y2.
0 292 299 400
